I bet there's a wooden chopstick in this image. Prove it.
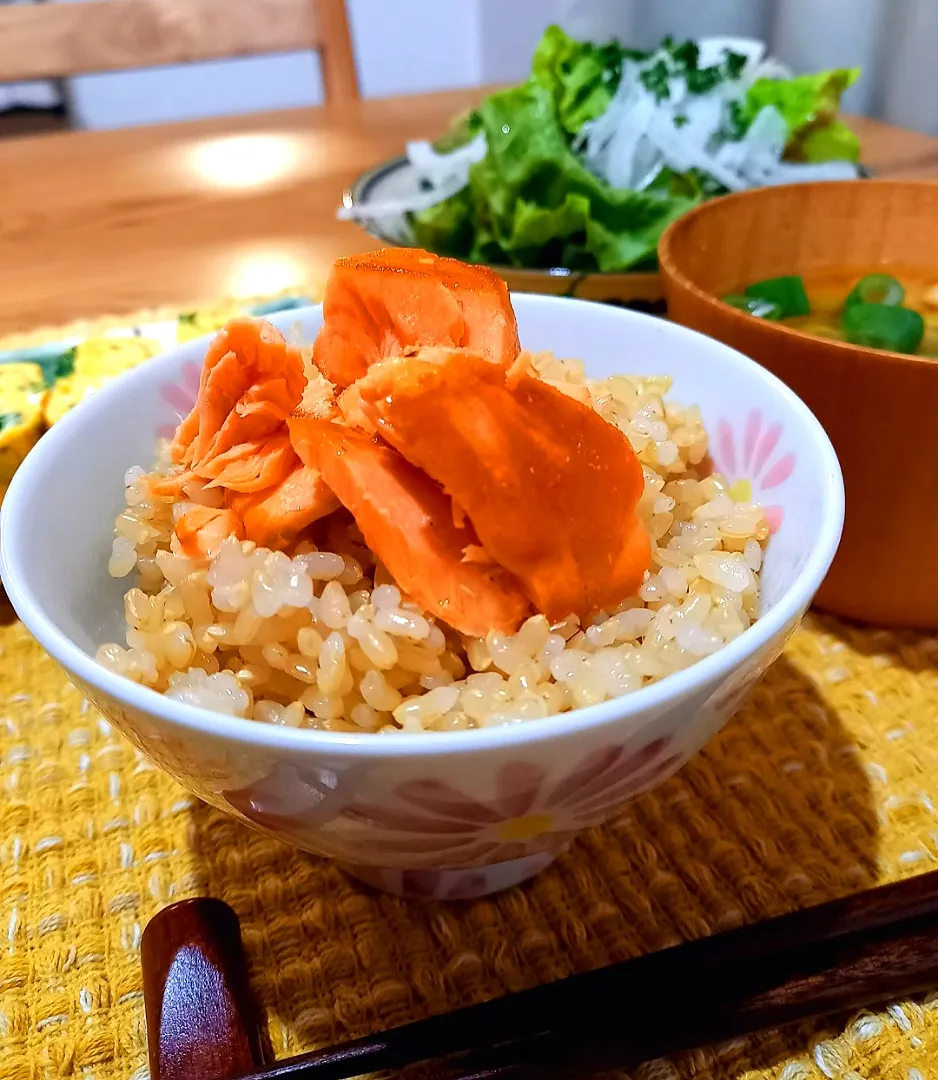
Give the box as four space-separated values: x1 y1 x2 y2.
417 908 938 1079
143 872 938 1080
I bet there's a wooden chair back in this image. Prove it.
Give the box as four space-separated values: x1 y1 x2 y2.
0 0 358 103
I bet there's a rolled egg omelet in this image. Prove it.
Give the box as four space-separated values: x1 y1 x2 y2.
43 336 163 426
176 305 245 343
0 363 47 489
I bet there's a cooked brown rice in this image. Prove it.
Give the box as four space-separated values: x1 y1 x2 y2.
97 353 769 733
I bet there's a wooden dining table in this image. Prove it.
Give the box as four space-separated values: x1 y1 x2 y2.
6 86 938 1080
2 87 938 338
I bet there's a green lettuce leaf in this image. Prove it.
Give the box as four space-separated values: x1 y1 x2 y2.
413 78 698 272
530 24 624 139
744 68 859 136
432 108 482 153
744 68 859 132
743 68 860 164
409 187 475 258
799 118 861 163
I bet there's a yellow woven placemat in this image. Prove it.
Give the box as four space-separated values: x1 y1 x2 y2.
3 307 938 1080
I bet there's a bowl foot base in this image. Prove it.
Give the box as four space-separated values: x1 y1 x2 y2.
340 850 559 899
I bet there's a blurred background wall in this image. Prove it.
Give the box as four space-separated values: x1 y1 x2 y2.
2 0 937 135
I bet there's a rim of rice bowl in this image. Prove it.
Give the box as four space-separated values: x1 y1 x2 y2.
0 303 844 760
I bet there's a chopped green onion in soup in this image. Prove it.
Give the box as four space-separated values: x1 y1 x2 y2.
743 276 811 318
844 274 905 311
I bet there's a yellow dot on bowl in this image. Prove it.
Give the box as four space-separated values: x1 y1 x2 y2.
728 479 752 503
497 813 554 842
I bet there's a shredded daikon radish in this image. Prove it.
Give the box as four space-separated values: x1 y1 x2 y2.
338 133 485 221
576 44 858 194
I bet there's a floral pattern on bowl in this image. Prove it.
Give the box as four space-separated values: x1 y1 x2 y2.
343 851 560 900
338 739 682 869
713 409 796 534
224 761 347 833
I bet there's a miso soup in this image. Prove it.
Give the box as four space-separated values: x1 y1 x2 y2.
724 268 938 357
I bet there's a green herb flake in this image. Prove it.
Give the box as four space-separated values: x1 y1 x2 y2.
0 412 24 432
686 65 723 95
36 347 77 389
640 59 672 102
724 99 749 140
723 50 748 80
670 40 700 71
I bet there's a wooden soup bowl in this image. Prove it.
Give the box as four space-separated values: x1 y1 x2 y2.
660 181 938 627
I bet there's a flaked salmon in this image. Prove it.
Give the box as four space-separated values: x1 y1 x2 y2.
158 249 651 632
227 462 340 552
289 417 531 636
153 319 335 555
352 348 650 620
175 506 244 559
312 248 520 387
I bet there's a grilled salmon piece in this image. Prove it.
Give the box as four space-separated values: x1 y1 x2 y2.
312 247 520 387
289 416 531 635
352 348 650 620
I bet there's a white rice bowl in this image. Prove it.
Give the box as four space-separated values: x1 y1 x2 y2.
97 350 770 734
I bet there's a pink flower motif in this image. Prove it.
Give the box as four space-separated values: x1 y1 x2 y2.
713 409 796 533
156 360 201 440
223 762 345 835
352 866 491 900
341 740 682 868
397 868 489 899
